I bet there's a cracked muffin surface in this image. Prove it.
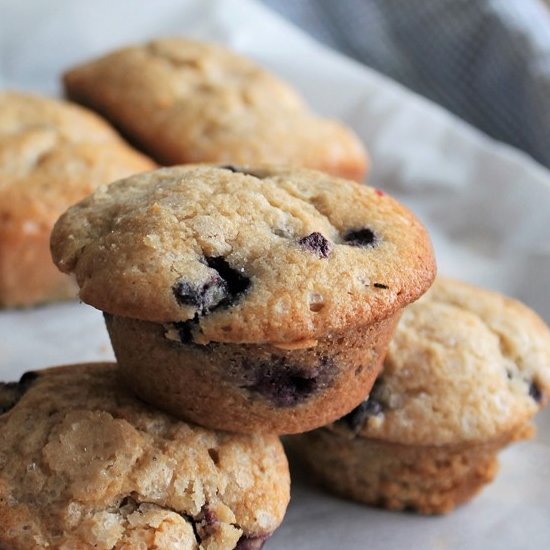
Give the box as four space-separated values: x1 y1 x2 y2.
63 37 368 181
0 363 290 550
0 90 155 307
51 165 435 344
337 277 550 445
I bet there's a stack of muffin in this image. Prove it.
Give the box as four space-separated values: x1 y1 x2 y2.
1 38 549 549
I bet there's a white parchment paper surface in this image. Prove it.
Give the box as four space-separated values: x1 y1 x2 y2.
0 1 549 549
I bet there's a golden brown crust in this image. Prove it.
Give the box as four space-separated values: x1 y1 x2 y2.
290 425 529 514
289 278 550 513
0 91 156 307
51 165 436 344
349 277 550 445
0 363 290 549
106 312 398 435
63 38 368 181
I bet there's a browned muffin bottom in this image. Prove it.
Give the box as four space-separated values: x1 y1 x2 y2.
105 312 398 434
292 422 532 514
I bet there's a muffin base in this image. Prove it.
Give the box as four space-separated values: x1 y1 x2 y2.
105 313 400 435
290 423 534 514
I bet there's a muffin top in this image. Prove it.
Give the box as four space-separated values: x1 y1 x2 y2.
63 37 367 181
0 91 155 228
0 363 289 550
337 278 550 445
51 165 435 344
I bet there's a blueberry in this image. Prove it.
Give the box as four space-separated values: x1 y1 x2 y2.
235 534 270 550
341 380 384 431
172 321 193 344
205 256 250 305
172 274 226 313
172 257 250 316
298 232 332 258
343 227 378 247
18 371 39 391
0 383 19 414
529 381 543 403
341 398 383 431
197 505 218 540
242 356 332 407
200 506 217 527
0 371 39 414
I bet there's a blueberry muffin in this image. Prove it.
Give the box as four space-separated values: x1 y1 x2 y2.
51 165 436 434
63 38 368 181
0 363 290 549
290 278 550 513
0 91 155 308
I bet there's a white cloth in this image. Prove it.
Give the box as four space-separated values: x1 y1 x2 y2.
0 1 549 549
263 0 550 168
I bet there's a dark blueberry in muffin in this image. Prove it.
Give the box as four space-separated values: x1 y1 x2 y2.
173 257 250 314
298 232 332 258
172 275 226 313
173 318 198 344
205 256 250 305
243 357 332 407
529 381 543 403
343 228 378 248
0 371 39 414
341 398 383 431
235 534 270 550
